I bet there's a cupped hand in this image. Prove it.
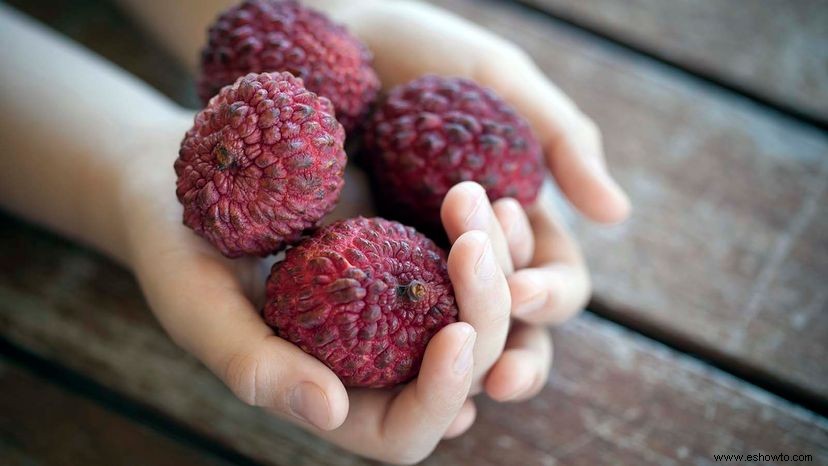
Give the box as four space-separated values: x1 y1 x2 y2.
349 0 630 223
118 2 621 459
118 115 508 463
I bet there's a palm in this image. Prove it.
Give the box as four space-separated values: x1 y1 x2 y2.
325 164 376 222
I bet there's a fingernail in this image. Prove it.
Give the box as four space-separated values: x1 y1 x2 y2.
463 187 489 231
289 382 330 429
514 292 547 317
474 238 497 279
453 328 476 375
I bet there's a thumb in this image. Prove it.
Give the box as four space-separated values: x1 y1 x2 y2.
136 250 349 431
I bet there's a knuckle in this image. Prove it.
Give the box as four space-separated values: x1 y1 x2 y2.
417 389 465 422
412 389 468 429
489 289 514 325
468 297 511 335
435 390 468 416
490 302 513 329
223 351 264 406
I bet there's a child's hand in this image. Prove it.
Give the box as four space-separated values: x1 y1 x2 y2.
344 0 623 405
3 3 623 462
119 124 509 463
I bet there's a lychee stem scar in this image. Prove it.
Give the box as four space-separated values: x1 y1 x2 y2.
213 145 235 170
397 280 426 302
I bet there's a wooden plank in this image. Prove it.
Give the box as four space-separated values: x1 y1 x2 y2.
427 0 828 403
11 0 828 402
97 0 828 402
4 0 828 430
0 357 232 466
514 0 828 123
81 0 828 402
1 218 826 465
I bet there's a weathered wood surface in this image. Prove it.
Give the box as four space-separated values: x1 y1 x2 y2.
12 0 828 401
514 0 828 123
0 357 231 466
2 0 828 463
429 0 828 401
10 0 828 400
1 219 826 466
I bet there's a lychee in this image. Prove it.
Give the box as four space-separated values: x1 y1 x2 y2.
264 217 458 388
175 71 346 258
198 0 380 133
364 75 544 235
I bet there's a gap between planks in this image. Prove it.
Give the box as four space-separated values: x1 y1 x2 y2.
498 0 828 131
0 336 262 466
1 303 825 464
3 0 824 458
584 304 828 418
435 0 828 412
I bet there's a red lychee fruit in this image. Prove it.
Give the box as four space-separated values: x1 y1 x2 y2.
264 217 458 388
198 0 380 133
364 75 544 234
175 71 346 258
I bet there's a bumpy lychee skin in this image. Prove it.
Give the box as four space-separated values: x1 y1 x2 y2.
198 0 380 133
175 72 346 258
364 75 544 233
264 217 458 388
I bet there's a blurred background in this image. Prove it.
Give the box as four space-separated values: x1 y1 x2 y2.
1 0 826 464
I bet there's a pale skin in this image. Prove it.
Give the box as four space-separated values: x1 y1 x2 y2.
0 1 629 464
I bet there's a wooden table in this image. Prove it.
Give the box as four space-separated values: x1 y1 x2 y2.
2 0 827 464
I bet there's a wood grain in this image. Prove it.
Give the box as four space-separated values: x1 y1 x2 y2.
514 0 828 123
7 0 827 397
0 357 231 466
427 0 828 402
0 218 826 465
2 0 827 463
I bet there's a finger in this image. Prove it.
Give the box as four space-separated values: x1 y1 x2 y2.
485 323 552 402
134 246 349 431
320 323 475 464
377 322 475 459
448 230 512 389
442 181 514 274
509 266 588 325
492 197 534 269
476 53 630 223
443 399 477 439
510 183 590 325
